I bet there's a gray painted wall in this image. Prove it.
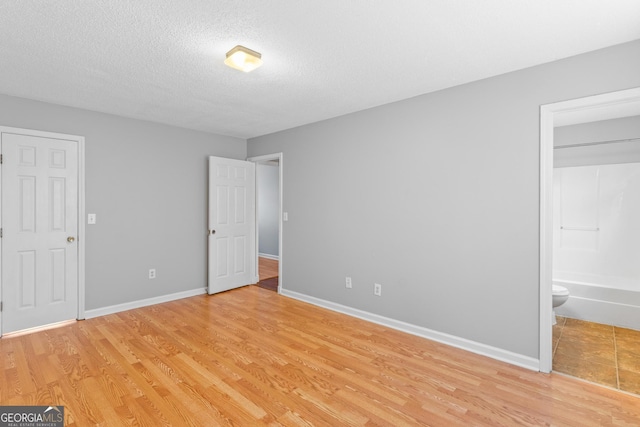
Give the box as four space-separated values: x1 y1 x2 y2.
0 94 246 310
247 40 640 359
555 115 640 167
257 163 279 257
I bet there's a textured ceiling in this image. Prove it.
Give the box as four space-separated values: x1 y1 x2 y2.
1 1 639 139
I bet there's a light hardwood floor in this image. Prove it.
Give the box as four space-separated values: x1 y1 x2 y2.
258 256 278 281
2 286 639 426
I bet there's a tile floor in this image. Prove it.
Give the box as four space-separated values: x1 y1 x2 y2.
553 316 640 395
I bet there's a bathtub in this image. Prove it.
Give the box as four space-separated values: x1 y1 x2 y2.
553 272 640 330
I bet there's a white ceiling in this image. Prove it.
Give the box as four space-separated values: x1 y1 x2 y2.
1 1 639 139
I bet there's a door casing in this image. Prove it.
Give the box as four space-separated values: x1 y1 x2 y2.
0 126 85 336
539 87 640 372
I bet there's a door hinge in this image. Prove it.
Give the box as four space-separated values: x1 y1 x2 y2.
0 153 3 164
0 228 2 238
0 301 2 312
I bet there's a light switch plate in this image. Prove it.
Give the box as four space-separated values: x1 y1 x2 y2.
88 213 96 224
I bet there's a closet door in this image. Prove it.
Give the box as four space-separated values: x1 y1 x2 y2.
1 129 80 334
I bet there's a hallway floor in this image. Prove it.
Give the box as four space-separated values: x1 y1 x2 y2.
258 257 278 281
256 257 279 292
553 316 640 395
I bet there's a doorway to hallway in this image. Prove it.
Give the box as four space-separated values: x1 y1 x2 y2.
249 153 283 293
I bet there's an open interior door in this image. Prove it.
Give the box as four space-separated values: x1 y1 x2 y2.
208 156 256 294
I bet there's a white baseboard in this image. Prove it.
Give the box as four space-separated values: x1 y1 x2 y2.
84 288 207 319
280 289 540 372
557 296 640 330
258 253 279 260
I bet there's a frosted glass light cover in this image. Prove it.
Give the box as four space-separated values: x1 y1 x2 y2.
224 45 263 72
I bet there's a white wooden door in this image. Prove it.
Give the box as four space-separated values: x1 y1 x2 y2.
1 130 79 334
208 156 256 294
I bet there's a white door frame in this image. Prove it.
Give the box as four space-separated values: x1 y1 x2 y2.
0 126 86 335
248 153 283 292
539 87 640 372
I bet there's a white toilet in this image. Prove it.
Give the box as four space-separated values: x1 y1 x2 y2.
552 284 570 325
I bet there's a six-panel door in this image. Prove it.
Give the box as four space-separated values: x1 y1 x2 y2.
1 132 79 334
208 156 256 294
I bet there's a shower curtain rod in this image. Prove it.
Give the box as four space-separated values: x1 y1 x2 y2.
554 136 640 150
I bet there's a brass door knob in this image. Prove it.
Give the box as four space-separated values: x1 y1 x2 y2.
67 236 75 243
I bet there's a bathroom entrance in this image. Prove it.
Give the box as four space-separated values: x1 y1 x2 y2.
551 118 640 394
540 87 640 393
539 88 640 372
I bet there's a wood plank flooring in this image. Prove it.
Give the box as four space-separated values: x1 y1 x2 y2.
259 256 278 281
2 286 640 426
255 277 279 292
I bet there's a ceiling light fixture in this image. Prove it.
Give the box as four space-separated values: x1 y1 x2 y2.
224 45 263 72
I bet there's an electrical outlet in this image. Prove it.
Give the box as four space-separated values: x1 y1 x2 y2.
374 283 382 296
149 269 156 279
346 277 352 288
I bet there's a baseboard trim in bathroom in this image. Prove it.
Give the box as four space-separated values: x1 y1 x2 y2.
557 296 640 331
281 289 540 372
